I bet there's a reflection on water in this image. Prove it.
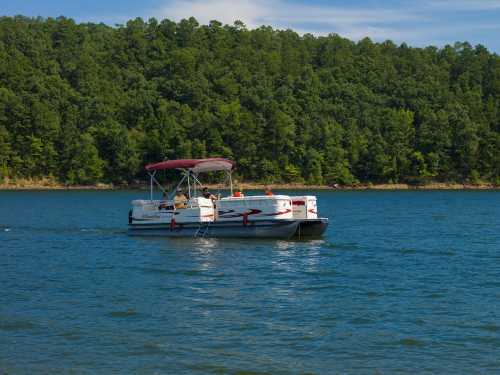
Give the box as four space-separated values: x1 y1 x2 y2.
193 237 220 251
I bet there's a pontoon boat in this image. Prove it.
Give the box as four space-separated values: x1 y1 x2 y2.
128 158 328 239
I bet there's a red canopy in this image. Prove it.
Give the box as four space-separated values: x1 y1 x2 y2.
145 158 235 173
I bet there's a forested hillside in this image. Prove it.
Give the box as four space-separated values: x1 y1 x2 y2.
0 16 499 185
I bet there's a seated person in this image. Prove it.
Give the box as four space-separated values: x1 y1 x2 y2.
159 191 173 210
173 188 188 209
233 181 244 197
265 186 273 196
202 187 217 201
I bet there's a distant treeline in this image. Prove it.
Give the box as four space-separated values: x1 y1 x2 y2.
0 16 499 185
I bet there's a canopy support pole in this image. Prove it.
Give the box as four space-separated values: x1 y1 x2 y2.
149 171 156 201
191 173 203 191
193 173 197 198
229 171 233 195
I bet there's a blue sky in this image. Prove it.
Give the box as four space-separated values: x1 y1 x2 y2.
1 0 500 52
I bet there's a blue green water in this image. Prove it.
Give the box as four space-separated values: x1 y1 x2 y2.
1 190 500 374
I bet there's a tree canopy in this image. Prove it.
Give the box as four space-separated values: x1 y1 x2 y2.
0 16 499 185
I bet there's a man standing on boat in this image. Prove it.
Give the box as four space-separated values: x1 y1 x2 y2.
174 188 188 209
202 187 217 201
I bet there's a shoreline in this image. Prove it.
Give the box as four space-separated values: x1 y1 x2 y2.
1 180 498 191
235 182 500 190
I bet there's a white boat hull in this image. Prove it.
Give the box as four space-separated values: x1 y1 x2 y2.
128 195 328 239
128 219 300 239
295 218 329 237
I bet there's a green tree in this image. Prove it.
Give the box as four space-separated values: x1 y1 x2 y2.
0 15 498 186
0 125 11 180
65 133 104 184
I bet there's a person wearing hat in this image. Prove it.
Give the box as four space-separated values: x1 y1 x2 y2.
173 188 188 209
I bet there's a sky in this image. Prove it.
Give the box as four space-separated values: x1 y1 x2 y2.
1 0 500 52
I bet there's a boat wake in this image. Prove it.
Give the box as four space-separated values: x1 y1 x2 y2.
0 225 125 235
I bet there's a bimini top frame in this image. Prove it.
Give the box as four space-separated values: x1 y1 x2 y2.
145 158 234 173
145 158 235 201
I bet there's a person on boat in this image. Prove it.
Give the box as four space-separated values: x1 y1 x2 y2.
233 188 244 197
159 191 171 209
233 180 245 198
265 186 273 196
202 187 217 201
233 181 244 197
173 188 188 209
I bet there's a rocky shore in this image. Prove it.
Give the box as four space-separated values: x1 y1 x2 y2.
1 178 498 191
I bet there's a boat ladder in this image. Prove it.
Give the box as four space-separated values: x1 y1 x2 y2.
194 223 210 238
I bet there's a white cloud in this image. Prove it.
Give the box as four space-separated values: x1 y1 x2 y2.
156 0 267 28
153 0 425 42
148 0 500 49
426 0 500 10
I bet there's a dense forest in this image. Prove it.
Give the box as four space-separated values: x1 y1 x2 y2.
0 16 499 185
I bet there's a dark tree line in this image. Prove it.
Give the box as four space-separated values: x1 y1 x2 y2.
0 16 499 185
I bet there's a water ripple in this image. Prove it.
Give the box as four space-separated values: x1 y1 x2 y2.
1 190 500 374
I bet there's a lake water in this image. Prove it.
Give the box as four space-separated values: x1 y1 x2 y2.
1 190 500 374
